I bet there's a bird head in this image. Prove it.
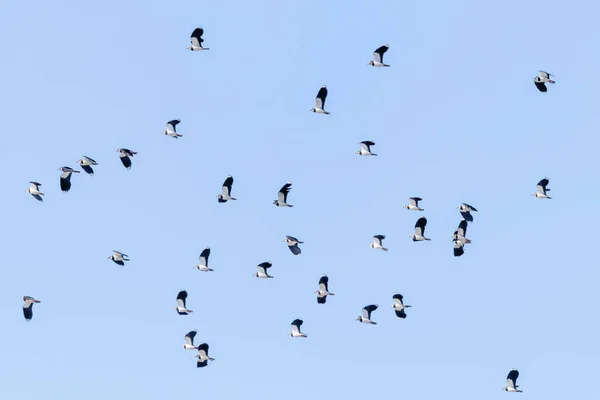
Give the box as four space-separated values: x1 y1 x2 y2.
368 61 375 66
108 255 113 260
161 130 167 135
369 243 374 248
355 316 362 322
309 108 316 112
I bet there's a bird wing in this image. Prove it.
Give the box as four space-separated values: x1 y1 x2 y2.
167 119 180 132
191 28 204 46
415 217 427 236
539 70 551 79
199 248 210 267
409 197 421 207
185 330 197 345
374 234 385 243
120 154 132 169
257 262 271 275
60 171 72 180
315 86 327 109
373 44 389 63
291 319 303 334
534 81 547 92
457 219 468 238
222 176 233 196
288 244 301 255
285 235 299 244
363 304 378 319
506 370 519 389
82 155 98 164
23 305 33 320
319 275 329 292
392 294 404 305
176 291 188 308
463 203 477 212
278 183 291 203
198 343 209 358
537 178 549 194
29 182 41 190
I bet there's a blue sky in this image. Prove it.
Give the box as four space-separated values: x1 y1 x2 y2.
1 0 599 398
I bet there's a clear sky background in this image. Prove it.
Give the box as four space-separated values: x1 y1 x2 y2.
1 0 599 398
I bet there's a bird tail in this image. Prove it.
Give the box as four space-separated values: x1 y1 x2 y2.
405 305 412 307
230 197 237 201
372 153 378 156
34 300 41 303
382 247 388 251
329 292 335 296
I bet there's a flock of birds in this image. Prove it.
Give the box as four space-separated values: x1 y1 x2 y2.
18 25 557 389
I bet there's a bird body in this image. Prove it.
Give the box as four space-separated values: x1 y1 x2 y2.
370 235 388 251
369 44 390 67
188 28 209 51
117 148 137 169
108 250 129 266
22 296 41 321
458 203 478 222
503 369 523 392
290 319 307 337
194 247 214 271
403 197 423 211
183 330 199 350
274 182 293 207
162 119 182 138
26 181 44 201
410 217 431 241
284 235 303 255
217 176 236 202
78 156 98 175
310 86 330 114
534 71 555 92
254 262 273 278
533 178 551 199
316 274 335 304
175 290 193 315
356 141 377 156
392 294 411 319
356 304 378 324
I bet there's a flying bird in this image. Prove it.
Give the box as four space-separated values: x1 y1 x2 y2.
162 119 182 138
22 296 41 321
183 330 199 350
452 219 471 257
254 262 273 278
410 217 431 241
217 176 236 203
284 235 303 256
356 141 377 156
188 27 209 51
316 274 335 304
194 247 213 272
532 178 551 199
310 86 330 114
370 235 388 251
116 148 137 169
403 197 424 211
108 250 130 266
392 294 412 319
58 167 80 192
290 319 307 338
196 343 215 367
273 182 293 207
534 71 555 92
78 156 98 175
175 290 193 315
25 181 44 202
502 369 523 392
457 203 478 222
369 44 390 67
356 304 378 324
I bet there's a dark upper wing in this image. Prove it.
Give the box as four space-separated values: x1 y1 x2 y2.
23 305 33 320
60 175 72 192
120 155 132 169
361 141 376 146
198 343 209 353
319 275 329 291
200 248 210 263
291 319 303 328
534 81 547 92
258 262 272 270
191 28 205 42
288 244 301 255
392 293 404 302
415 217 427 231
537 178 549 189
81 165 94 175
374 44 389 62
507 369 519 384
457 219 468 237
374 234 385 240
364 304 378 313
222 176 234 193
316 86 328 108
177 290 188 301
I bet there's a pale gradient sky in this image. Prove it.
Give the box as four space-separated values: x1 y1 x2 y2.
1 0 599 399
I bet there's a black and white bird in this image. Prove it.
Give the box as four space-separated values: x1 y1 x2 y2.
217 176 236 203
534 71 555 92
58 167 80 192
162 119 182 138
452 219 471 257
410 217 431 241
183 330 199 350
392 294 411 319
284 235 303 256
458 203 478 222
273 182 293 207
194 247 213 272
77 156 98 175
356 141 377 156
316 274 335 304
188 27 209 51
403 197 424 211
25 181 44 202
502 369 523 392
175 290 193 315
310 86 330 114
254 262 273 278
369 44 390 67
290 319 308 338
108 250 129 266
196 343 215 367
116 148 137 169
22 296 41 321
356 304 378 324
370 235 388 251
532 178 551 199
